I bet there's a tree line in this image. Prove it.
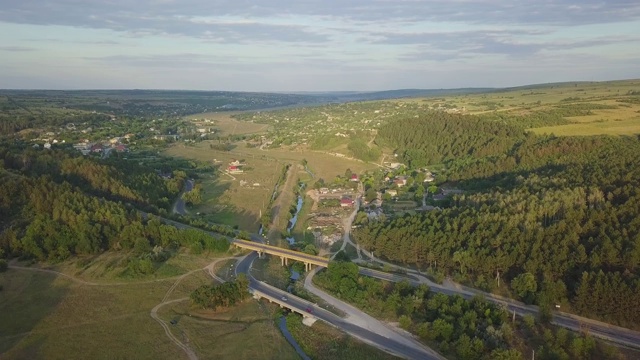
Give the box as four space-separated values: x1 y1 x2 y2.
315 258 619 359
190 274 249 310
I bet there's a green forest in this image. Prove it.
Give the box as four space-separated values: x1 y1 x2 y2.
0 142 229 274
357 113 640 329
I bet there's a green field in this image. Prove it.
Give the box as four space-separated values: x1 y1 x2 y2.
164 143 284 232
529 116 640 136
158 300 299 360
0 255 298 360
403 79 640 136
185 111 271 136
165 139 376 233
0 268 183 360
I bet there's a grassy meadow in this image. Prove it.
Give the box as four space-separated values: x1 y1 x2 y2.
158 300 299 360
0 268 184 360
164 142 284 232
0 254 300 360
185 111 271 136
164 139 377 233
402 79 640 136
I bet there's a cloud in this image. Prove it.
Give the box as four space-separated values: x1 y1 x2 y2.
0 46 36 52
2 1 640 44
0 1 330 44
386 30 640 61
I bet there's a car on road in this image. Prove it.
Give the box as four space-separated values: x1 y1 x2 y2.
305 307 312 313
281 296 288 301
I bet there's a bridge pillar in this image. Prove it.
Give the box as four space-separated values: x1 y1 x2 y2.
280 256 289 266
253 293 262 300
302 316 317 326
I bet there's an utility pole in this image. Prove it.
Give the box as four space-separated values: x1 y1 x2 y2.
532 350 535 360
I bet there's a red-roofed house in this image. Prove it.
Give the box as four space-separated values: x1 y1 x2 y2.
350 174 359 182
340 197 355 207
115 144 128 152
228 165 243 174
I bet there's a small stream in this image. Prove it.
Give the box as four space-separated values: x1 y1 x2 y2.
286 195 303 245
278 316 311 360
304 165 315 179
285 182 306 245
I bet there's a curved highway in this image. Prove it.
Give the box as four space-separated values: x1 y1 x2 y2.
358 268 640 349
236 252 442 360
149 209 640 352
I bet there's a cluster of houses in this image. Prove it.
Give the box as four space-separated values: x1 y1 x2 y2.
72 136 130 156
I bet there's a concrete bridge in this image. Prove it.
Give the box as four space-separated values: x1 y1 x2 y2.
250 285 317 326
233 239 329 271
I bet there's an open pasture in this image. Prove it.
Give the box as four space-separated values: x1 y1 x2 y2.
185 111 270 135
164 142 283 232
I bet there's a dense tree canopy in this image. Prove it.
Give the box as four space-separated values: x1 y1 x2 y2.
378 112 522 167
357 114 640 329
0 142 229 266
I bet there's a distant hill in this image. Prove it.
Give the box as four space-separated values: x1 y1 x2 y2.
307 88 495 102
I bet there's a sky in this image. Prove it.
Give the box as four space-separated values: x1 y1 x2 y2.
1 0 639 91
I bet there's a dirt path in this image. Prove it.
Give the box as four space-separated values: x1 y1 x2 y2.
151 257 242 360
9 257 242 360
150 298 197 360
266 163 297 241
306 189 319 212
8 265 179 286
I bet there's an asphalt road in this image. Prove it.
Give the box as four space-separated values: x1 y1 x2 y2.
358 268 640 349
148 212 640 351
236 252 442 360
173 179 194 215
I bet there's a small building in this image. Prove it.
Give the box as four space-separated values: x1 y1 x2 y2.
385 189 398 197
115 144 128 152
319 187 329 194
340 196 355 207
350 174 359 182
153 134 180 141
228 165 244 174
90 144 103 153
43 142 52 150
393 176 407 187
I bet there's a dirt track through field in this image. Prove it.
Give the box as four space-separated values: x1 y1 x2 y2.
8 257 242 360
266 163 298 241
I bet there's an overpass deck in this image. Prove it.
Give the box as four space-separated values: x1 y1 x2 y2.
233 239 329 267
